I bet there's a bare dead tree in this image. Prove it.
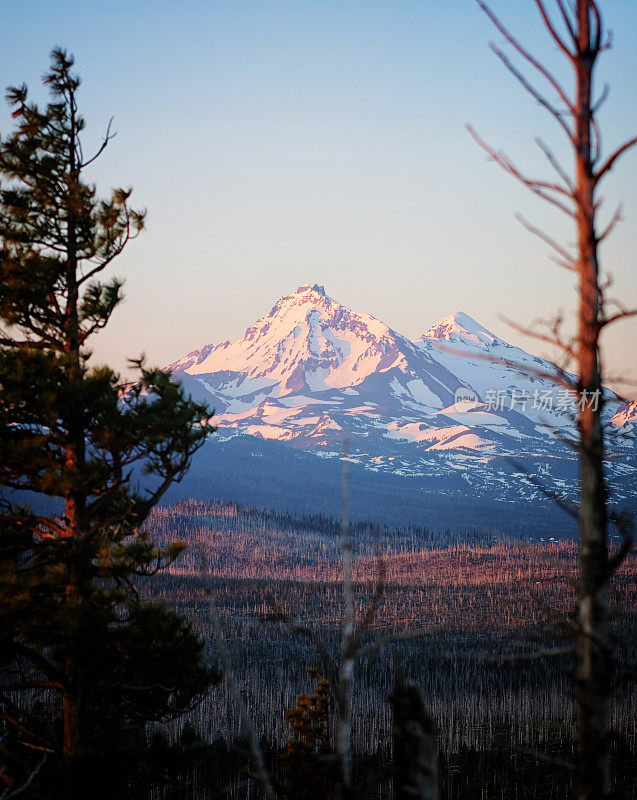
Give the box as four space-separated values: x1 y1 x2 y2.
335 441 355 799
391 662 438 800
470 2 636 798
334 442 436 799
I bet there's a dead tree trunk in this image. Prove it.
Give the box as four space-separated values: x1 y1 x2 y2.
391 668 438 800
572 4 611 797
470 2 637 796
335 444 355 800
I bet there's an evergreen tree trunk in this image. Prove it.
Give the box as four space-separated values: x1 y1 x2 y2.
62 80 85 761
574 3 609 797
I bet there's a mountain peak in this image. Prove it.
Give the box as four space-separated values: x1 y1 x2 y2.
266 283 334 320
295 283 328 298
423 311 499 348
267 284 333 317
170 284 402 392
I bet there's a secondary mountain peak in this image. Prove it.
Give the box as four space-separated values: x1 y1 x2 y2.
423 311 500 348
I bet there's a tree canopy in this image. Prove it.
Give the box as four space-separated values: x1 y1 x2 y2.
0 48 218 797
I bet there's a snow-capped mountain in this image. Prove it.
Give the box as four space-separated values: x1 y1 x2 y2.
167 285 636 511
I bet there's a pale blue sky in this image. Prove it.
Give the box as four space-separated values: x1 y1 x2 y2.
2 1 636 390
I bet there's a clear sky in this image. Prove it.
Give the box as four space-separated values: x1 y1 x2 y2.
2 1 636 392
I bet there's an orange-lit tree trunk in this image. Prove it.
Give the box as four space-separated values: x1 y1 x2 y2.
572 5 609 797
471 2 637 798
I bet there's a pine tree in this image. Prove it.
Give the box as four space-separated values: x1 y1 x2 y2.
0 49 218 796
278 669 335 800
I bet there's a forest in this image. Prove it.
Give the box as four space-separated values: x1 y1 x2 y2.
141 500 636 799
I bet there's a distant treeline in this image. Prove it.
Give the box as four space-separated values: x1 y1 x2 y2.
151 496 482 551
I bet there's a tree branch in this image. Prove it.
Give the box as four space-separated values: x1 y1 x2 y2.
594 136 637 184
514 213 577 266
80 117 116 169
535 136 574 192
533 0 576 60
10 642 67 689
475 0 575 113
467 126 575 217
597 203 623 242
554 0 577 44
487 43 574 141
499 312 577 362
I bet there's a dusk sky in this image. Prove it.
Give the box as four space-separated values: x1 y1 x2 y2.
3 1 636 391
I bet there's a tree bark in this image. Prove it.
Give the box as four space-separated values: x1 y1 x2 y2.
471 2 634 796
62 82 85 761
574 3 610 798
335 447 354 800
391 669 438 800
